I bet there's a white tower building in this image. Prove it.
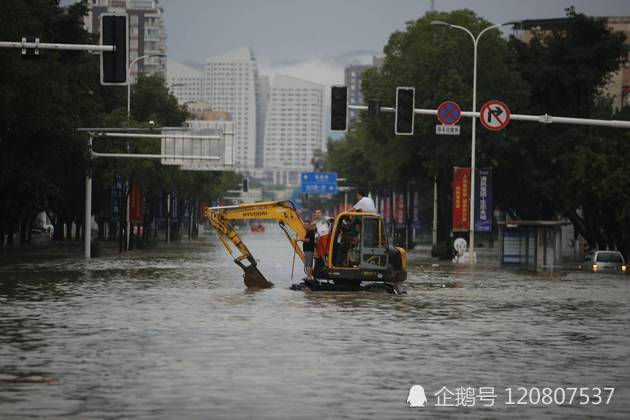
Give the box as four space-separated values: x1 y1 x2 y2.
167 60 205 105
262 74 325 186
256 75 271 169
205 47 259 169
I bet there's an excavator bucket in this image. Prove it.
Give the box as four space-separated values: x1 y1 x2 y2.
242 264 274 288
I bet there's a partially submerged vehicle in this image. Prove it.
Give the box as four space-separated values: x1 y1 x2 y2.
580 250 627 274
205 201 407 293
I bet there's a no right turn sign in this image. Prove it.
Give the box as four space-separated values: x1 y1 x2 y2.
480 100 510 131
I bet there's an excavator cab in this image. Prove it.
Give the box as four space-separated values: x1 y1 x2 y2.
358 215 389 270
323 211 406 286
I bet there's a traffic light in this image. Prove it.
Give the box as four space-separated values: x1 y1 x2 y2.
330 86 348 131
395 87 415 135
100 14 128 85
242 178 249 193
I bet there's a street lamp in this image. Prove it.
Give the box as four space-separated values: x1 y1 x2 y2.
430 20 518 264
127 53 166 118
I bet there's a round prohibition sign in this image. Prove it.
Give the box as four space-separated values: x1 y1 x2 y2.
437 101 462 126
480 99 510 131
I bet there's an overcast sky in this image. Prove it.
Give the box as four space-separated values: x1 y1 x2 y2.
159 0 630 85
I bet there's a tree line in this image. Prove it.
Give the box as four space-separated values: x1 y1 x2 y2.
324 8 630 258
0 0 238 247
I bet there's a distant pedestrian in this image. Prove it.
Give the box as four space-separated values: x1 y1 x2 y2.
351 190 377 213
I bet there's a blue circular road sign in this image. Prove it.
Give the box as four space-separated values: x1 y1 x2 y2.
437 101 462 126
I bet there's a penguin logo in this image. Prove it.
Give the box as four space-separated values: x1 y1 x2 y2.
407 385 428 407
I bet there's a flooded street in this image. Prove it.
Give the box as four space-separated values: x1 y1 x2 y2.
1 230 629 419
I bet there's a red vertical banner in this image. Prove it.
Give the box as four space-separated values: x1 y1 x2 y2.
383 196 391 224
396 193 405 225
129 183 144 223
452 167 470 232
199 200 208 223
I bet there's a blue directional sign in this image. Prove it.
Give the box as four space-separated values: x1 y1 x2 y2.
300 172 338 195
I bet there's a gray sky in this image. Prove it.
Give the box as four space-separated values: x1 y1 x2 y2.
160 0 630 85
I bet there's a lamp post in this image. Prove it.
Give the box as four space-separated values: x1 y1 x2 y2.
430 20 517 264
127 53 166 118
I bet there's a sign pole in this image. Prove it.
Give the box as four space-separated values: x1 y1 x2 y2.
84 136 93 258
469 35 478 265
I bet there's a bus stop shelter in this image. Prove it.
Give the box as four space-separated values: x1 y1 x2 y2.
498 220 570 271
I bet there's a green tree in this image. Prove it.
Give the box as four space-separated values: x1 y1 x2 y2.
0 0 105 243
505 8 628 254
0 1 238 248
327 9 528 252
131 74 188 126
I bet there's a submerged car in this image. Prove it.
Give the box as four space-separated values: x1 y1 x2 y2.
580 250 626 274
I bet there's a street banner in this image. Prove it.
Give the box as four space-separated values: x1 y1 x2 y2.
170 193 178 220
111 175 124 224
129 183 144 223
156 191 166 223
383 196 391 224
412 191 420 229
452 167 470 232
199 200 208 223
475 168 493 232
395 193 405 225
183 199 190 221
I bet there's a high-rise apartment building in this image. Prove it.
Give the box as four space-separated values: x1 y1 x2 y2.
167 60 205 105
344 56 384 124
205 47 259 169
262 74 325 186
85 0 167 80
256 75 271 169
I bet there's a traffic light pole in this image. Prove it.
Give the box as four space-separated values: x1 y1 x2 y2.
84 136 93 258
347 105 630 128
347 102 630 263
0 40 114 52
80 128 223 258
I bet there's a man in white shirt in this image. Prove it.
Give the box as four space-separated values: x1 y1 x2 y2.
351 190 377 213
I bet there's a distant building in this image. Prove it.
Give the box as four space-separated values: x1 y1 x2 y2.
605 16 630 111
262 74 325 187
205 47 259 169
191 109 232 122
344 56 384 124
518 16 630 112
167 60 205 105
256 75 271 168
85 0 167 80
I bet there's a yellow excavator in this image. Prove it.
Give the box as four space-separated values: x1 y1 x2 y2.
204 201 407 293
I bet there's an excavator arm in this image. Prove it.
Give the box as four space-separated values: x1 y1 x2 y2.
204 201 307 288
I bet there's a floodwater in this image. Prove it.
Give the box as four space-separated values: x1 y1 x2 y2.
1 230 629 419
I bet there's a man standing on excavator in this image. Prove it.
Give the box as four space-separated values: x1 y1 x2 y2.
351 190 377 213
300 220 316 281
